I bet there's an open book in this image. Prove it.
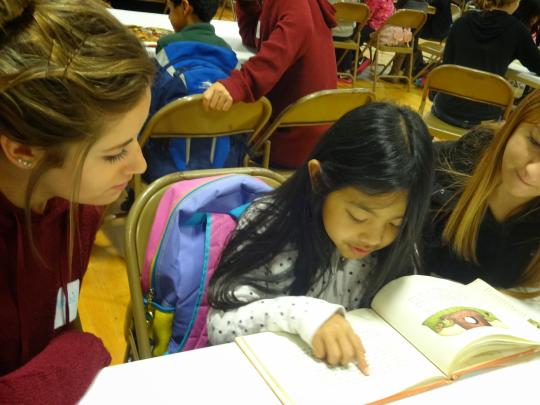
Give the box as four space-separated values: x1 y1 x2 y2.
235 275 540 404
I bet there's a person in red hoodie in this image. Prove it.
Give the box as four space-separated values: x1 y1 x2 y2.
0 0 154 403
202 0 338 168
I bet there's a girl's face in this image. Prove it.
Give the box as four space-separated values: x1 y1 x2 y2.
39 88 150 206
499 121 540 202
322 187 407 260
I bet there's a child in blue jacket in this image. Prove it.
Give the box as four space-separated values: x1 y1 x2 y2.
144 0 239 181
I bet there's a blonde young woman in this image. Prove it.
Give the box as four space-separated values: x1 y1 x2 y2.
0 0 153 402
424 89 540 296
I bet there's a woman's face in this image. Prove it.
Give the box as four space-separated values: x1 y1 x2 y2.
322 187 407 260
499 121 540 202
39 88 150 206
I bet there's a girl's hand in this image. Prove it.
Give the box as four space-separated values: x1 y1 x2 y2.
202 82 233 112
312 313 369 375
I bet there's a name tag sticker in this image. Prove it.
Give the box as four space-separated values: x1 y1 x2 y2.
54 279 80 329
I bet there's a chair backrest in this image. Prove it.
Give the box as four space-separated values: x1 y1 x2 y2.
333 2 370 27
134 94 272 193
371 9 427 51
139 94 272 143
250 88 375 153
125 167 285 359
418 64 515 119
450 3 462 21
382 9 427 31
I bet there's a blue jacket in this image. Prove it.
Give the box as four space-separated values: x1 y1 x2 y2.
156 40 237 95
145 37 240 181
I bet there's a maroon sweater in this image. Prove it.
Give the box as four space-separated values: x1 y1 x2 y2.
221 0 338 168
0 193 110 404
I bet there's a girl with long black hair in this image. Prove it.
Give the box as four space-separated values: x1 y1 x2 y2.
208 102 433 372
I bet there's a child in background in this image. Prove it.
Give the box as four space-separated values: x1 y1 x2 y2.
362 0 396 42
144 0 239 181
424 89 540 296
202 0 338 168
208 102 433 370
0 0 153 402
432 0 540 128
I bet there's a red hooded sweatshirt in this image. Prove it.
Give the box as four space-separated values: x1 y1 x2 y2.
221 0 338 168
0 192 110 404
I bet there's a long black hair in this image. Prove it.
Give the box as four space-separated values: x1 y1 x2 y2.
208 102 433 310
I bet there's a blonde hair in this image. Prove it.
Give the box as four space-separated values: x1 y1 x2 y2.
0 0 155 264
443 90 540 293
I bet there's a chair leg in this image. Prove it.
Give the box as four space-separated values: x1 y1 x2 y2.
336 49 348 67
218 0 225 19
352 50 359 88
381 55 395 76
230 0 237 21
263 141 271 169
413 57 436 81
372 46 378 92
407 52 413 91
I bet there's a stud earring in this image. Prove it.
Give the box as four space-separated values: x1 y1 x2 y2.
16 158 33 168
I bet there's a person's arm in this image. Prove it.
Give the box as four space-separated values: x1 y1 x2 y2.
364 0 382 23
208 292 345 347
0 330 111 404
235 0 263 49
204 1 315 109
208 284 368 373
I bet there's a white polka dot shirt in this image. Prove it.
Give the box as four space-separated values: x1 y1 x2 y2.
207 245 376 349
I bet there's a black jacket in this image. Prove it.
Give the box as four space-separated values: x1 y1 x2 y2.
434 10 540 125
423 129 540 288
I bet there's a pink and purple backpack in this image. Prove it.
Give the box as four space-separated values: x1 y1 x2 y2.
142 174 271 356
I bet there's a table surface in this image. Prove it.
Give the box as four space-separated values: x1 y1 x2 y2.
81 336 540 404
108 8 254 63
506 60 540 89
79 342 279 404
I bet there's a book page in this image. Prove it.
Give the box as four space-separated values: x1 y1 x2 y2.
372 275 540 375
467 279 540 329
236 309 444 405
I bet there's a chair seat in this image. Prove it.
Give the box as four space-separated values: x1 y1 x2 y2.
422 111 468 140
377 45 414 54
